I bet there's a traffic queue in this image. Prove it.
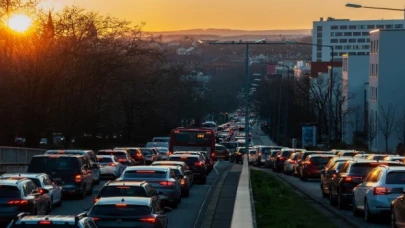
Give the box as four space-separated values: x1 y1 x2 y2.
0 134 215 227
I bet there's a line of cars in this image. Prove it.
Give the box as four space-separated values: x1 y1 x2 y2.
0 147 213 227
257 147 405 226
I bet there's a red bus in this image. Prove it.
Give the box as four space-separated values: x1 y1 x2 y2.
169 127 216 158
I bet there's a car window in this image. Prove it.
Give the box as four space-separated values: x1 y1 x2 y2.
28 157 79 173
281 151 291 157
99 186 147 197
168 157 199 165
123 170 167 179
97 157 113 163
309 156 332 165
43 176 52 185
386 171 405 184
27 178 41 187
87 152 97 162
141 149 153 155
0 185 20 198
90 205 151 216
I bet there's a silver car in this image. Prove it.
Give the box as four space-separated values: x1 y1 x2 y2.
97 155 125 179
116 166 182 208
156 147 170 160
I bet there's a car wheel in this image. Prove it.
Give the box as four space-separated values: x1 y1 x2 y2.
321 183 328 198
364 199 372 222
46 202 52 215
56 196 62 207
391 208 397 228
329 187 337 206
352 196 360 217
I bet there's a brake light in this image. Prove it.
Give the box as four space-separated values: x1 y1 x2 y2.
108 163 116 166
38 221 52 225
181 179 185 185
194 161 203 166
137 170 156 173
279 157 285 160
140 217 156 223
374 187 390 195
116 186 130 189
211 153 214 157
344 177 352 182
118 159 127 162
159 181 175 186
93 198 99 203
115 203 127 207
258 153 262 156
92 217 100 221
8 200 28 205
135 154 142 158
75 175 82 183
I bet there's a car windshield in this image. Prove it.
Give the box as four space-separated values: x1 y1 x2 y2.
141 149 153 155
99 186 147 197
281 151 292 157
261 148 271 154
123 170 167 179
97 157 113 163
249 150 256 154
372 155 386 160
0 185 20 198
310 156 332 165
386 172 405 184
169 157 199 165
89 205 151 216
28 157 79 173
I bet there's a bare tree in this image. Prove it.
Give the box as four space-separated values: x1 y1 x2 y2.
379 104 397 152
396 108 405 145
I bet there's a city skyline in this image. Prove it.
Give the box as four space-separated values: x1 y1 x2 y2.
39 0 405 31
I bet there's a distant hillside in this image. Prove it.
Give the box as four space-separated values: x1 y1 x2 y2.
147 28 311 36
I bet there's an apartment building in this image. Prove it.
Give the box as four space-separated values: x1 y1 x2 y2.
341 54 369 144
312 17 405 62
369 29 405 152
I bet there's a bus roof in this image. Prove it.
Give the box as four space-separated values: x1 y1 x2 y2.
172 127 214 132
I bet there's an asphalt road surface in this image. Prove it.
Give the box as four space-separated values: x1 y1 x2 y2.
50 160 232 228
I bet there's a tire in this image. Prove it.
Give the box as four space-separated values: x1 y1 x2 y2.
352 196 361 216
321 184 328 198
55 197 62 207
46 203 51 215
364 200 373 222
329 187 337 206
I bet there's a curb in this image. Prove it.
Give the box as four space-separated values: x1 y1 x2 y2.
256 168 363 228
248 167 258 228
201 164 232 228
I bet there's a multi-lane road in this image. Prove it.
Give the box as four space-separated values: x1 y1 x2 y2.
50 161 232 228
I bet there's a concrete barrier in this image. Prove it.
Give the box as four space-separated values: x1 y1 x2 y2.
231 155 254 228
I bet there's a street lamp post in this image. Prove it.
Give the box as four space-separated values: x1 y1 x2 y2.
209 40 285 154
346 3 405 19
285 41 334 148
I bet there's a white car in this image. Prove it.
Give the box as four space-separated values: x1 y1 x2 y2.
97 155 125 179
352 166 405 222
1 173 63 208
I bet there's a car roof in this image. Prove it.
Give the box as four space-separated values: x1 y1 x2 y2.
308 154 335 158
124 166 170 172
0 178 29 185
384 166 405 171
33 154 83 158
151 161 186 165
105 181 147 186
46 150 92 153
97 155 116 158
115 147 141 150
346 160 402 164
1 173 47 178
169 154 200 158
95 197 151 206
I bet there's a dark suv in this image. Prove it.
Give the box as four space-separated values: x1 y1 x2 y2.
0 178 50 225
169 154 207 184
27 154 94 199
328 160 405 209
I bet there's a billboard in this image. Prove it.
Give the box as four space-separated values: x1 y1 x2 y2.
302 125 317 148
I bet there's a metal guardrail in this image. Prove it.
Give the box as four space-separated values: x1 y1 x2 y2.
0 147 46 173
231 155 254 228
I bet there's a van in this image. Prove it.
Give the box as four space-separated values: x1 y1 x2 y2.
44 150 100 184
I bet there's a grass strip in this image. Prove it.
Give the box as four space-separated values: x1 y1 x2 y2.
251 169 336 228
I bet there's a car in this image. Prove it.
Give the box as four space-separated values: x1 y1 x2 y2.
320 156 353 197
116 166 182 208
97 150 135 166
0 178 50 225
155 147 170 160
0 173 63 209
93 181 166 208
86 197 171 228
299 154 335 180
114 147 146 165
44 150 101 184
96 155 125 179
214 144 230 161
27 154 94 199
139 148 158 165
168 154 208 184
6 213 96 227
151 165 191 197
151 161 194 185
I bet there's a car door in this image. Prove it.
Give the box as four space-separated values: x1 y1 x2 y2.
43 175 60 204
170 169 181 194
354 170 374 208
153 199 168 227
81 158 93 190
330 162 349 197
29 181 47 214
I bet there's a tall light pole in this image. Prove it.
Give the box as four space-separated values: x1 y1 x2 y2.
209 40 285 153
285 40 334 148
346 3 405 19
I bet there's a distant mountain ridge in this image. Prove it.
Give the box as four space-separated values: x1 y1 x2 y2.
147 28 311 36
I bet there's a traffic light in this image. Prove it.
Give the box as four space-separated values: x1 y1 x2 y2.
225 112 229 122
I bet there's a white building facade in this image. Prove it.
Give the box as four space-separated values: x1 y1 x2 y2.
341 54 369 144
312 17 405 62
369 29 405 153
294 61 311 78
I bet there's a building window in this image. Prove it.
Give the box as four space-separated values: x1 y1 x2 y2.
332 52 338 56
358 25 366 29
376 64 378 77
386 24 393 29
349 52 357 55
357 38 366 42
376 25 384 29
331 39 338 43
353 45 361 50
317 39 322 45
376 40 379 53
335 45 343 50
370 40 374 53
366 38 370 42
317 52 322 58
344 32 352 36
349 25 357 29
335 32 343 36
357 52 365 55
376 87 378 100
370 64 372 77
395 24 404 29
340 25 348 29
317 58 322 61
340 52 347 56
362 32 369 36
317 26 323 31
339 39 348 43
331 25 338 30
344 45 352 49
330 32 335 36
353 32 361 36
367 25 375 29
362 45 370 49
317 32 322 38
348 38 356 43
317 46 322 51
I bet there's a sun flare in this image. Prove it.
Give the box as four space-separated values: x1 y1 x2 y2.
8 14 33 33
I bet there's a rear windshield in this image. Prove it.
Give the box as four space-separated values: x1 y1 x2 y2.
28 157 79 173
90 205 151 216
126 149 140 156
0 185 20 198
98 152 126 158
350 163 404 174
223 143 237 149
310 156 332 165
249 150 256 154
261 148 271 154
271 151 279 157
97 157 113 163
216 146 226 151
386 172 405 184
342 152 355 157
123 170 167 179
281 151 292 157
99 186 147 197
141 149 153 155
152 163 183 168
27 178 41 188
372 155 386 160
169 157 199 165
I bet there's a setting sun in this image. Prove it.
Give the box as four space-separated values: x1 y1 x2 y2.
8 14 32 33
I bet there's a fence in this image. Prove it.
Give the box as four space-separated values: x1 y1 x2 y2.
0 147 46 173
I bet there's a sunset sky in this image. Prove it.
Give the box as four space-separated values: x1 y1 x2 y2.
40 0 405 31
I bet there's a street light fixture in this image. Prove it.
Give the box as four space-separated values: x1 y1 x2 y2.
345 3 405 11
284 40 334 149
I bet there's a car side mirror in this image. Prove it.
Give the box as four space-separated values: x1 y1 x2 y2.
163 207 172 213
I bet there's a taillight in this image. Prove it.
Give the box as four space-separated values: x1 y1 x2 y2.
118 159 127 162
374 187 390 195
279 157 285 160
115 203 127 207
159 181 175 186
211 153 214 157
93 198 99 203
344 176 352 182
181 179 185 185
92 217 100 221
8 200 28 205
195 161 203 166
140 217 156 223
38 221 52 225
108 163 116 166
75 174 82 183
